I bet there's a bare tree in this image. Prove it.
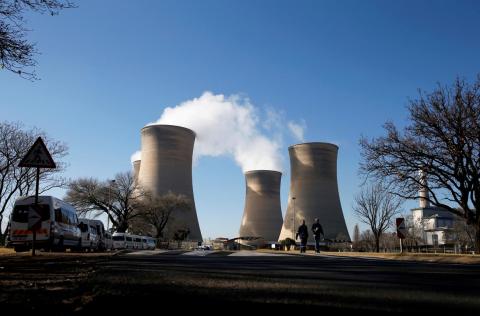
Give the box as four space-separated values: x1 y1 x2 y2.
173 228 191 248
65 172 143 233
445 218 476 253
358 229 376 252
360 76 480 250
0 121 68 241
380 232 399 252
136 191 192 240
0 0 75 80
403 214 426 251
353 182 403 252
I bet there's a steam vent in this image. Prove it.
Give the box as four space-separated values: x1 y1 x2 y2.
278 142 350 243
238 170 283 245
137 124 202 241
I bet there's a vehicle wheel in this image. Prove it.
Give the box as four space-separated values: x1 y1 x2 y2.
57 236 65 252
14 246 29 252
71 238 82 252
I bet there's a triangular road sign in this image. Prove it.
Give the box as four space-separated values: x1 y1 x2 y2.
18 137 56 168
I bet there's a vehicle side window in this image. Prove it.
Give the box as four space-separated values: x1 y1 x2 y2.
12 206 29 223
79 223 88 232
55 208 62 222
61 209 71 225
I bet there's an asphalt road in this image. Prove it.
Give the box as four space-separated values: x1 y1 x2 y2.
1 250 480 314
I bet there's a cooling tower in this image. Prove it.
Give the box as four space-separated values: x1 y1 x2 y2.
132 160 141 185
278 142 350 243
238 170 283 245
138 124 202 241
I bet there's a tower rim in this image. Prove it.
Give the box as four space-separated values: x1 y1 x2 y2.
244 170 282 175
141 124 196 137
288 142 338 150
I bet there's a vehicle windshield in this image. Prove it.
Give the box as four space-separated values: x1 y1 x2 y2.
11 204 50 223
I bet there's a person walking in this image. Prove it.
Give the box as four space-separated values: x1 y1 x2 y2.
312 218 324 253
296 220 309 253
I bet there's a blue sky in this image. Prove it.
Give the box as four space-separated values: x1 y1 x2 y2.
1 0 480 239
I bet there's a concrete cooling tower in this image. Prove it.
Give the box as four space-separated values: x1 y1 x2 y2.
132 160 141 185
138 124 202 241
278 142 350 243
238 170 283 245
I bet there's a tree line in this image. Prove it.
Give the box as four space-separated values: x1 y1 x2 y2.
0 121 192 244
355 75 480 252
2 75 479 250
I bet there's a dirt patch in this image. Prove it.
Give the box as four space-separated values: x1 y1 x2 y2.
0 247 15 255
322 251 480 263
256 249 480 264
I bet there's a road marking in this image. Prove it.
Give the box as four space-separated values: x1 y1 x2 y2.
124 250 168 256
228 251 289 257
182 250 216 256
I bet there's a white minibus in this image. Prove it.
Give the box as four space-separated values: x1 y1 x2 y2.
9 196 81 252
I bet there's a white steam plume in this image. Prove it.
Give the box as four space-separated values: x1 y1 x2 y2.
130 150 141 164
151 92 283 172
287 120 306 142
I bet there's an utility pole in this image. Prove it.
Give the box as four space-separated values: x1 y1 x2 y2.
292 197 296 242
108 179 116 232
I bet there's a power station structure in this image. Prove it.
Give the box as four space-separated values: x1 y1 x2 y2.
137 124 202 241
238 170 283 246
278 142 350 243
132 159 141 185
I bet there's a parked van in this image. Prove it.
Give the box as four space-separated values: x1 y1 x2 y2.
9 196 81 252
146 237 156 250
104 231 113 251
78 219 110 251
125 234 134 249
133 235 142 249
78 218 99 251
112 232 130 249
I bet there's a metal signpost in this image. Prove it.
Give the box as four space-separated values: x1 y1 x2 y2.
18 137 56 256
396 217 407 253
292 197 296 242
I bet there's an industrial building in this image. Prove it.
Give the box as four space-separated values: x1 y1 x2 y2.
278 142 350 243
410 174 455 247
238 170 283 246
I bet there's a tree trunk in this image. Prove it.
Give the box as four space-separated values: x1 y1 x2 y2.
475 221 480 253
375 236 380 253
0 217 5 245
117 222 128 233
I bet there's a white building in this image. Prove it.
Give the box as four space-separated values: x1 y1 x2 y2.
411 206 454 246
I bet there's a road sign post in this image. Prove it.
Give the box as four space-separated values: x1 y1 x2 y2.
18 137 56 256
396 218 407 254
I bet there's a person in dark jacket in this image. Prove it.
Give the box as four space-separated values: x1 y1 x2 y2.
296 220 309 253
311 218 324 253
